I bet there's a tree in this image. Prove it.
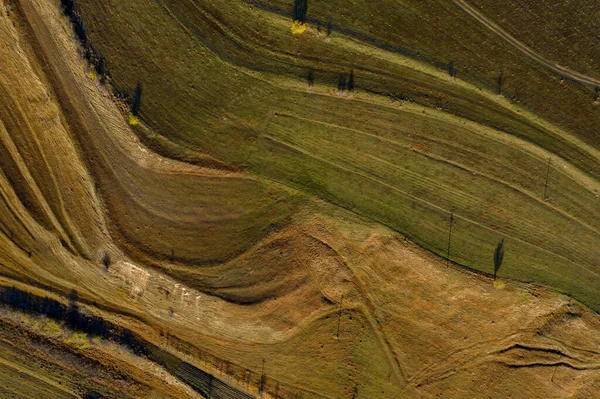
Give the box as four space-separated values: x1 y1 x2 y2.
292 0 308 23
131 82 143 116
307 69 314 87
447 61 456 79
497 69 504 95
595 86 599 102
493 238 505 280
101 251 111 270
60 0 74 15
95 55 107 83
327 21 332 37
72 16 88 46
347 69 355 91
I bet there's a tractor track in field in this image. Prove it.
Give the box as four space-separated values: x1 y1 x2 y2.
9 1 260 398
406 311 600 389
262 135 600 281
270 111 600 240
453 0 600 89
306 233 409 385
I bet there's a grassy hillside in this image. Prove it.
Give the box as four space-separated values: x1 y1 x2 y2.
466 0 600 80
1 0 600 397
72 0 600 309
252 0 600 145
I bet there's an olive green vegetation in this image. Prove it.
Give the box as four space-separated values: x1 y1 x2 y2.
76 0 600 308
255 0 600 154
466 0 600 80
98 160 298 265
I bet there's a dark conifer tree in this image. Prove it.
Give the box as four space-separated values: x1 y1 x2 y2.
493 238 505 280
101 251 111 270
131 82 143 116
447 61 456 78
307 69 314 87
73 16 88 46
347 69 355 91
96 56 107 82
292 0 308 23
60 0 74 15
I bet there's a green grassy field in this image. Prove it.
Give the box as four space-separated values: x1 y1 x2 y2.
70 0 600 310
74 0 600 309
253 0 600 149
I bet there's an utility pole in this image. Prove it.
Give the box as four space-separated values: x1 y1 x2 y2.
551 355 562 389
498 68 504 95
543 157 551 200
336 294 344 340
446 211 454 267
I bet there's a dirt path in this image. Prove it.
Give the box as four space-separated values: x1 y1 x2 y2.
453 0 600 88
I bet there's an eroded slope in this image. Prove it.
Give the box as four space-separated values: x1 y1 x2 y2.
0 0 600 398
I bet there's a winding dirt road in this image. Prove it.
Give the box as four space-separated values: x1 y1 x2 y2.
453 0 600 88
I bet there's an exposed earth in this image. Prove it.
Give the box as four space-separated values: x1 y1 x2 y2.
0 0 599 397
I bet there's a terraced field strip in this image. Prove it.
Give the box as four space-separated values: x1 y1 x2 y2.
0 286 256 399
453 0 600 88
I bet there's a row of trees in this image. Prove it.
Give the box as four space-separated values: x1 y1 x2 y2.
338 70 355 91
307 69 355 91
0 287 258 398
294 1 599 104
0 286 149 354
60 0 142 116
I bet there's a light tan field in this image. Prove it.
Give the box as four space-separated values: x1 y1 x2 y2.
0 0 599 398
